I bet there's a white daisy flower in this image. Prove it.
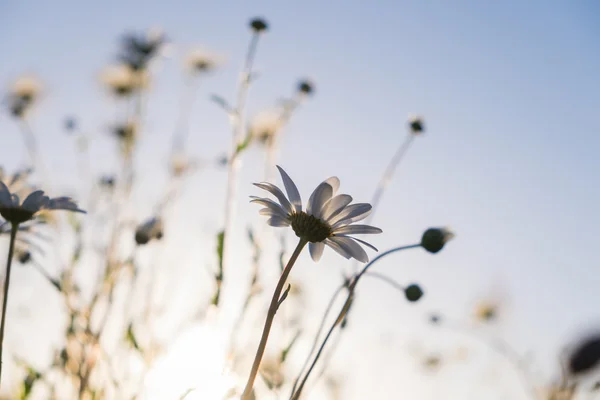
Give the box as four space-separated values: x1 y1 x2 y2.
0 182 85 225
251 166 382 263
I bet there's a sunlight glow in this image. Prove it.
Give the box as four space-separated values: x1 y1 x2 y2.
142 322 238 400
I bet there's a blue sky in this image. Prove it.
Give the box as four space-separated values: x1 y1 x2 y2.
1 1 599 399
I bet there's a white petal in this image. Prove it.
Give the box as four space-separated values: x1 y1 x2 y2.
259 207 288 219
0 181 11 207
324 177 340 194
324 238 352 259
250 198 289 216
329 236 368 263
276 166 302 213
267 216 290 227
307 182 333 218
328 203 372 227
309 242 325 262
253 182 294 214
332 224 382 235
21 190 48 213
336 235 378 252
320 194 352 221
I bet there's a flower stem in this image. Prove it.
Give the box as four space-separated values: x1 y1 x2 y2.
290 243 420 400
241 238 307 399
0 223 19 384
217 32 262 307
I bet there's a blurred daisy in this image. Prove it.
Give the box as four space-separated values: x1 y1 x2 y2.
101 65 149 97
170 153 198 178
135 217 163 245
186 49 224 75
251 166 381 262
5 76 42 118
474 301 498 323
249 109 283 145
0 183 85 225
119 29 167 71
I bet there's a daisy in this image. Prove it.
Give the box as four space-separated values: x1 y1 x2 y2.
251 166 382 263
0 182 85 225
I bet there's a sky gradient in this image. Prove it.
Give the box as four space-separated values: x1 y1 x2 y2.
1 1 600 399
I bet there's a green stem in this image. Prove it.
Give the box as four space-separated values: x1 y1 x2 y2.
241 238 307 399
0 223 19 384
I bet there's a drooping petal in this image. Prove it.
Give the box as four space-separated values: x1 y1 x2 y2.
328 203 372 227
250 197 289 217
45 197 86 213
324 238 352 259
306 182 333 218
336 235 378 252
276 166 302 213
328 236 368 263
253 182 293 214
259 207 288 219
332 224 382 236
0 181 12 207
21 190 49 213
320 194 352 221
267 216 291 227
309 242 325 262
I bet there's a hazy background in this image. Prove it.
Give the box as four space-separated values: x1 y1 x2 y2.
1 1 599 399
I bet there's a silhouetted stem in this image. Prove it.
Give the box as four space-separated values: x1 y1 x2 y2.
290 243 420 399
241 238 307 399
0 223 19 384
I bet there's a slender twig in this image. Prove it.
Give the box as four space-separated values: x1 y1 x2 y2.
0 223 19 383
437 317 539 400
241 238 307 399
216 31 262 306
290 283 345 395
290 244 421 399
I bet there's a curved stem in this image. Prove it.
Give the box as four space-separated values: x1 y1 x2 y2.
0 223 19 384
241 238 307 399
290 283 345 395
290 243 421 399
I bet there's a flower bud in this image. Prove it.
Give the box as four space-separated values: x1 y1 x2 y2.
250 18 269 33
405 284 423 302
421 227 454 254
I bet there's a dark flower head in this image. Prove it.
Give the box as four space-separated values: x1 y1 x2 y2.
119 30 166 71
421 227 454 254
408 116 425 134
5 76 42 118
405 284 424 302
64 117 77 132
297 79 315 96
135 217 163 245
17 249 32 264
429 313 441 324
568 334 600 376
99 175 116 189
250 18 269 33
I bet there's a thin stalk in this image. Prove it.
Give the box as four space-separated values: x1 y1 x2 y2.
290 283 345 395
217 32 261 306
439 318 539 400
19 119 50 187
171 74 199 153
290 243 421 400
241 238 307 399
0 223 19 383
